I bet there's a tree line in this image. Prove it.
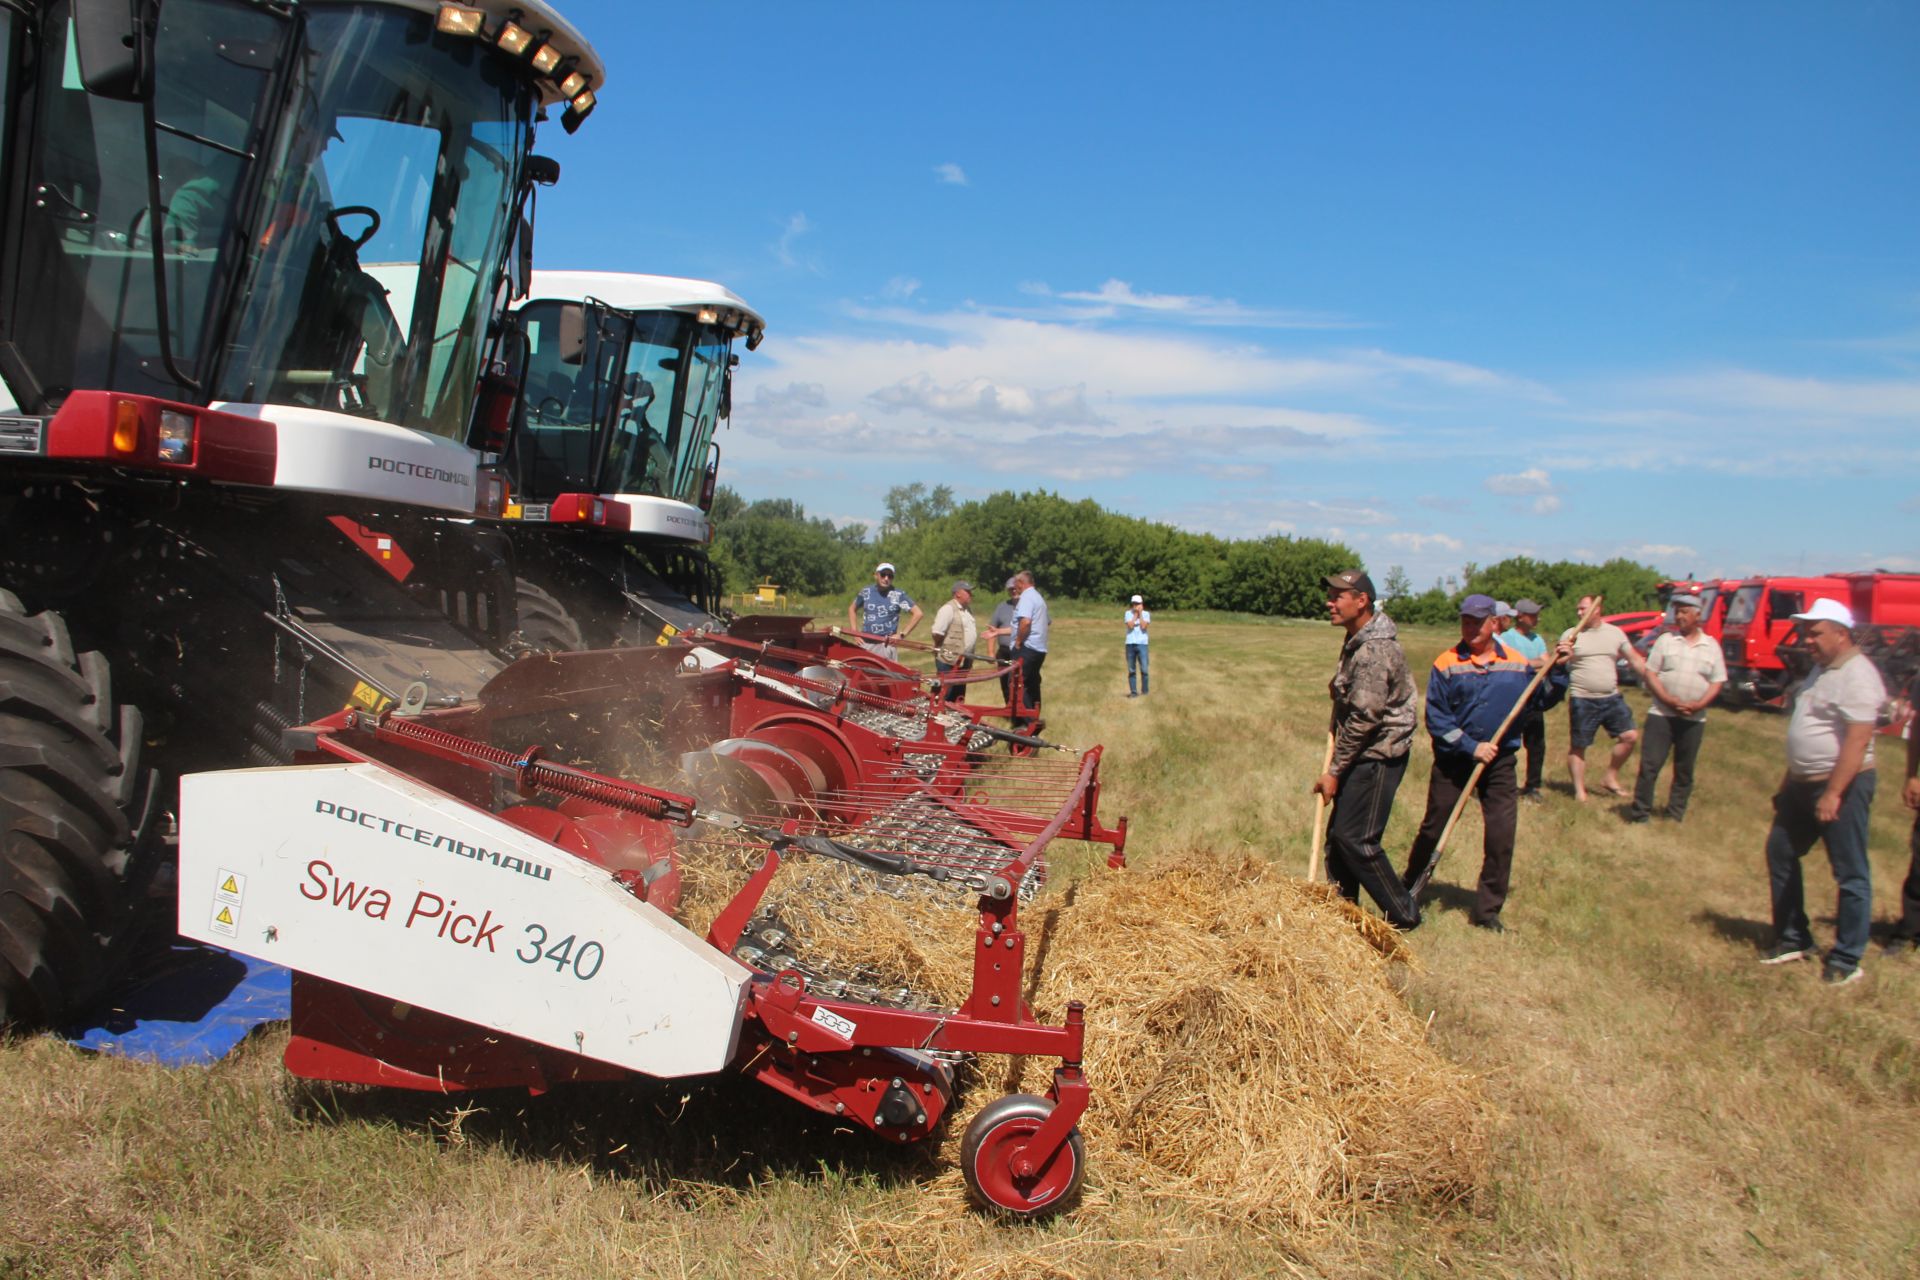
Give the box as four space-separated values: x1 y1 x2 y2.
709 484 1663 624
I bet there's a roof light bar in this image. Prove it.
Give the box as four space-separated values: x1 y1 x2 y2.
557 70 587 98
530 43 562 74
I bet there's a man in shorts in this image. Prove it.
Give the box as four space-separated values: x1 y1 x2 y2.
1561 595 1647 801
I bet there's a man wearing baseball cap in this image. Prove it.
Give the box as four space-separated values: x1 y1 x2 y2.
1315 570 1420 927
847 561 922 663
1628 593 1727 824
1503 599 1551 801
1760 598 1886 985
930 581 978 703
986 577 1021 706
1123 594 1151 697
1402 593 1571 932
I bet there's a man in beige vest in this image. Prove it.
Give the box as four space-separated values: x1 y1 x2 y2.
931 581 979 704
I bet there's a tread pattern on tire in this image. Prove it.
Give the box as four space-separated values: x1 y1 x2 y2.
511 580 585 654
0 595 158 1027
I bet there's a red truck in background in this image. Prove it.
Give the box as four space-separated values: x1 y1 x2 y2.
1718 574 1848 703
1770 571 1920 702
1721 571 1920 704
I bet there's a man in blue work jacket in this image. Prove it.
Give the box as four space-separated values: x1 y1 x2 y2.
1403 594 1571 932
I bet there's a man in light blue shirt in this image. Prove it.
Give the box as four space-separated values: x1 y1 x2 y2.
1013 570 1050 732
1502 598 1551 800
1124 594 1151 697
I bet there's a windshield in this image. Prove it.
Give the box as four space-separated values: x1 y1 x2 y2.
510 302 734 504
1697 586 1719 622
603 313 730 503
1725 585 1763 627
214 4 532 439
4 0 285 407
510 299 623 496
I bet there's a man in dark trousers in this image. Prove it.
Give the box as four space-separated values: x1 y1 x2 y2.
1403 594 1571 933
1890 671 1920 959
1312 570 1421 928
1503 599 1551 802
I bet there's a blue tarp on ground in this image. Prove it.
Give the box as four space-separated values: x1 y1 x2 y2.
63 945 290 1067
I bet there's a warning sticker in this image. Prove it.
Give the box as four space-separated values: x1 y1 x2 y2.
215 870 246 904
654 623 680 647
209 902 239 938
348 681 394 714
810 1005 856 1041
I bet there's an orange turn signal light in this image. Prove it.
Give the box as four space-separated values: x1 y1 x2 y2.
110 400 141 454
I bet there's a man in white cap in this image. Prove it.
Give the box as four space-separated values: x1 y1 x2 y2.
930 581 978 703
1123 594 1151 697
1760 598 1885 985
847 562 921 662
1628 592 1726 823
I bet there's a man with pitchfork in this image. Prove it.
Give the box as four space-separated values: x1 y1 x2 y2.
1313 571 1422 928
1402 594 1574 933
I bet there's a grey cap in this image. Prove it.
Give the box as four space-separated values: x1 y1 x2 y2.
1004 576 1019 589
953 580 973 593
1670 593 1702 609
1495 601 1516 618
1513 598 1542 615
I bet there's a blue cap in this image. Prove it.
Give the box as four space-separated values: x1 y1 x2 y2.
1460 593 1498 619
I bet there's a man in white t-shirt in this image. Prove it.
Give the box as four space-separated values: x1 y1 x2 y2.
1628 593 1727 824
1123 594 1151 697
1760 598 1886 985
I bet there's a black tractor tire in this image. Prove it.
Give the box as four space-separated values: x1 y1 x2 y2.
509 580 586 654
0 590 159 1027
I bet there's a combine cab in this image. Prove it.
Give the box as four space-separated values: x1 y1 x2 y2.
0 0 603 1024
1771 571 1920 701
496 271 763 649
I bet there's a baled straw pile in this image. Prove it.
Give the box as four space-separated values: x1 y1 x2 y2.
674 843 1491 1244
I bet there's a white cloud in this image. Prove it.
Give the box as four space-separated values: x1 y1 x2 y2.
868 373 1104 427
1484 467 1554 496
751 381 829 411
1023 278 1361 329
773 212 819 272
1623 542 1699 561
1647 369 1920 419
1532 494 1562 515
934 162 969 186
881 276 921 301
1386 532 1466 554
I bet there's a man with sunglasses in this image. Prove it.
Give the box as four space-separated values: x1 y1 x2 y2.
847 562 922 662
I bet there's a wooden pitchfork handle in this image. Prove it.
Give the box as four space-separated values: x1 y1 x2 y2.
1409 597 1603 898
1307 731 1336 881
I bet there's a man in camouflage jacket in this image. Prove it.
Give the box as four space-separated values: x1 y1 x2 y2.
1313 570 1421 928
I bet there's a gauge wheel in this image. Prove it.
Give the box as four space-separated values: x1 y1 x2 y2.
511 580 586 654
0 591 159 1027
959 1092 1086 1219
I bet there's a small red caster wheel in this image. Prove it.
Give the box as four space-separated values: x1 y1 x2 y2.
959 1093 1085 1218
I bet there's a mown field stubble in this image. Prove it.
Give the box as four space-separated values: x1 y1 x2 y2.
3 614 1917 1279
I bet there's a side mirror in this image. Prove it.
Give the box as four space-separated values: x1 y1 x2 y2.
555 303 587 366
72 0 152 101
511 215 533 300
527 155 561 186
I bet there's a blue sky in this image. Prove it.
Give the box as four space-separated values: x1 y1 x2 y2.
533 1 1919 591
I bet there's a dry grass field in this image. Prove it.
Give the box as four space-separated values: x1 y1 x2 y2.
4 613 1918 1278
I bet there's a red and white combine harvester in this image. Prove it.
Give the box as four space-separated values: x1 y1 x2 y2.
0 0 604 1024
178 636 1128 1217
